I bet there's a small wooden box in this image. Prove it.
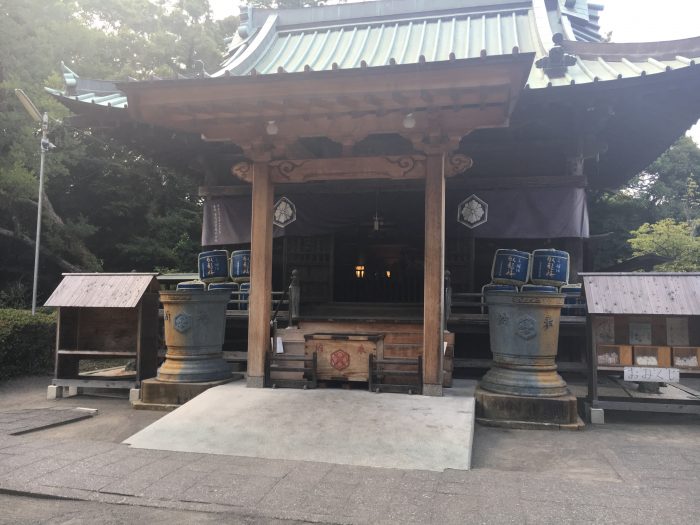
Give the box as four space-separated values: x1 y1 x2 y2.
304 333 384 382
596 344 632 366
672 347 700 369
633 346 671 367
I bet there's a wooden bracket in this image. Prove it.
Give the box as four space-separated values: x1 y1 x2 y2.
232 160 253 183
447 153 474 176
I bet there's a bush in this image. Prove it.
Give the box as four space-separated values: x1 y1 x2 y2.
0 309 56 380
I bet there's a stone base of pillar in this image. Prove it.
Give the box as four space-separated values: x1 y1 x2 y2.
246 375 265 388
423 383 443 397
136 375 242 409
475 386 584 430
47 385 63 400
129 388 141 403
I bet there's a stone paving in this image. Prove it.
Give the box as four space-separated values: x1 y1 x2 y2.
0 377 699 524
0 408 94 435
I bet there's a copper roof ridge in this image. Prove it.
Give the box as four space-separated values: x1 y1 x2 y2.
563 35 700 60
116 52 535 91
273 4 531 34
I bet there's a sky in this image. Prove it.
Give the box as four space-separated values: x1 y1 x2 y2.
208 0 700 143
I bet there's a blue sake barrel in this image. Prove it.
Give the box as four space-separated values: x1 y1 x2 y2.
483 283 519 295
230 250 251 282
560 283 584 315
208 281 239 310
530 249 570 286
177 280 206 291
198 250 230 283
491 249 531 285
238 282 250 310
521 284 558 293
481 283 518 313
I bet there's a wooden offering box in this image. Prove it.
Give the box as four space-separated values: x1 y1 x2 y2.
304 333 384 382
45 273 160 390
596 344 632 367
672 347 700 368
633 346 671 367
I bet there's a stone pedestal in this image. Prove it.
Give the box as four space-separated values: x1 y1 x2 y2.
475 386 583 430
477 291 584 429
131 290 238 410
132 375 243 411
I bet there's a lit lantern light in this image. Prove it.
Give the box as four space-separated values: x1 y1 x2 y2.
355 265 365 278
385 270 391 279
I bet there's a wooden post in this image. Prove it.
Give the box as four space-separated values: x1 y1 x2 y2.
423 154 445 396
247 162 274 387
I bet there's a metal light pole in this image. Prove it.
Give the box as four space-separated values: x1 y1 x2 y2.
15 89 48 315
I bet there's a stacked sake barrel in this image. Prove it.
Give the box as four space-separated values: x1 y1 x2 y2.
482 249 572 400
486 248 580 309
176 249 251 310
229 250 251 311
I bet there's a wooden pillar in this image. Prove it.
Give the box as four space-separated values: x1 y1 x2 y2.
247 162 274 387
423 153 446 396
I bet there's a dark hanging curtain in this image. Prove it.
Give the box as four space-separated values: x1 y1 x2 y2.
202 187 589 246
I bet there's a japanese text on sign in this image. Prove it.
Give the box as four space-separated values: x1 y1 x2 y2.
623 367 680 383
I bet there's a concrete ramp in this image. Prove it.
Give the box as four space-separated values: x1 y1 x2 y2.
124 380 475 471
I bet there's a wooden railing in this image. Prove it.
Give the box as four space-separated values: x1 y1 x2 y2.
447 287 588 319
156 270 301 325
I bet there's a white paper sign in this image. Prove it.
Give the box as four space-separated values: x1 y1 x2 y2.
275 336 284 354
624 367 680 383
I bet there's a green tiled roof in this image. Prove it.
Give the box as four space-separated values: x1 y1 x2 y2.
45 0 700 111
527 39 700 88
45 63 129 109
216 7 534 76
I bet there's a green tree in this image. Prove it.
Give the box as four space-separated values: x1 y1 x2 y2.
589 136 700 269
626 136 700 223
587 190 654 270
0 0 236 305
628 219 700 271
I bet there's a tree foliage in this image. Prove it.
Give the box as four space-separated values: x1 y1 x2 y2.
628 219 700 271
0 0 236 305
626 136 700 223
590 136 700 271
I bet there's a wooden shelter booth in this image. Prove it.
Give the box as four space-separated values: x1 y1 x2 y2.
45 273 160 392
583 272 700 415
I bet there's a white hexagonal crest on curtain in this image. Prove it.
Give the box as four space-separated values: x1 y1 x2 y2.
458 194 488 229
273 196 296 228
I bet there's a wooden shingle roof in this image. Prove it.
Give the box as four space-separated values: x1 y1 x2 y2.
44 273 159 308
580 272 700 316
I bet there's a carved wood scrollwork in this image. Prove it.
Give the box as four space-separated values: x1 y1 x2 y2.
447 154 473 177
273 160 308 182
268 155 427 183
231 161 253 183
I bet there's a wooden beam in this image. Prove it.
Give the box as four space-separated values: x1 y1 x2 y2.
199 174 586 198
199 104 510 145
268 156 428 183
125 57 533 115
422 154 446 396
448 174 588 190
246 162 274 387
